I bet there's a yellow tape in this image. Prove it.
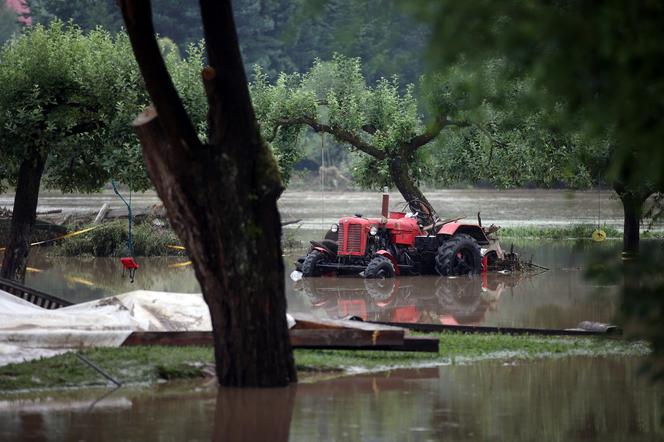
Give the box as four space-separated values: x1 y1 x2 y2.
65 275 96 287
168 260 192 268
167 245 186 250
0 225 100 252
30 226 100 246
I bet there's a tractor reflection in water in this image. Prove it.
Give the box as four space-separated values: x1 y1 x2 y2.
295 191 517 278
293 273 523 327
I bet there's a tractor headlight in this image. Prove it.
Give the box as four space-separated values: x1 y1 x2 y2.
369 226 378 236
330 224 338 233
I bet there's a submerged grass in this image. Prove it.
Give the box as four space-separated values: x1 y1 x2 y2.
0 334 649 392
47 222 664 258
498 224 664 240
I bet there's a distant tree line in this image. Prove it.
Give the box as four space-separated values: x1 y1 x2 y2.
24 0 428 84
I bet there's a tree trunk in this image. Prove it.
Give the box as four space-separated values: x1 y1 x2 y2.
120 0 296 387
1 150 46 282
615 184 649 258
388 158 433 213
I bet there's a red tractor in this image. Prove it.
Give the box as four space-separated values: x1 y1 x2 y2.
296 191 507 278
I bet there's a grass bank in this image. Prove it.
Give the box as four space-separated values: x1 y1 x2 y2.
51 220 184 257
0 334 649 392
49 222 664 257
498 224 664 240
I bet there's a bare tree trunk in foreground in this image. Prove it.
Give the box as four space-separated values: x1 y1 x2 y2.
119 0 296 387
1 150 46 282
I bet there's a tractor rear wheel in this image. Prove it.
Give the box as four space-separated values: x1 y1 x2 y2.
435 234 482 276
364 256 396 279
302 250 326 277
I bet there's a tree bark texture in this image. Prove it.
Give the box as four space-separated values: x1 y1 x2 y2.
1 150 46 282
120 0 296 387
618 190 646 258
388 157 433 214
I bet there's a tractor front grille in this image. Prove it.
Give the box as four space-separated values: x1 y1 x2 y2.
338 223 363 255
347 224 362 253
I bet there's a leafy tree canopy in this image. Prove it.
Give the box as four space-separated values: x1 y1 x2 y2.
251 55 436 188
407 0 664 190
0 21 205 193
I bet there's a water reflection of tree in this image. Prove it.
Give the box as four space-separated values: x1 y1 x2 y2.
213 386 296 442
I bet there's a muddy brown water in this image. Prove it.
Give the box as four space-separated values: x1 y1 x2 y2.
23 239 624 330
0 188 629 228
1 357 661 441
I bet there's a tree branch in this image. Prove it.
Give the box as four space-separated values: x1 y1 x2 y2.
275 117 386 160
198 0 260 149
403 115 464 153
118 0 201 153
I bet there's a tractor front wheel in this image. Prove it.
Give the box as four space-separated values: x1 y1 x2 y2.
435 234 482 276
364 256 396 279
302 250 326 277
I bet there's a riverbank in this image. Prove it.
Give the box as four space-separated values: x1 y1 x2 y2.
0 333 649 393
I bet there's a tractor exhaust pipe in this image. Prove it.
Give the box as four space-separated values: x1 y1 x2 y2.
381 186 389 220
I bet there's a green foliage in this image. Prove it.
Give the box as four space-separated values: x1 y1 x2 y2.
408 1 664 191
0 4 19 45
28 0 428 84
289 0 428 84
0 21 205 194
54 220 183 257
408 0 664 385
251 55 430 188
419 61 607 190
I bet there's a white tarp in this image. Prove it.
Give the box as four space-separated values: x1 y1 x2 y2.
0 290 214 366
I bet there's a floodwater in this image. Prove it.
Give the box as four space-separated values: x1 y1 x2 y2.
0 188 628 228
0 357 661 441
25 239 623 330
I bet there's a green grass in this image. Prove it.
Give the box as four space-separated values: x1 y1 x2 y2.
498 224 664 240
0 334 649 392
52 220 184 257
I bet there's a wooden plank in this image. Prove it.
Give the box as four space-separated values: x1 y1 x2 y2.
122 329 418 351
122 331 214 346
290 313 404 332
105 207 150 219
289 328 403 347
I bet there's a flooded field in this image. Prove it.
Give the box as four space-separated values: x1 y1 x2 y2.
2 189 662 441
1 188 627 228
24 239 622 330
1 357 661 441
